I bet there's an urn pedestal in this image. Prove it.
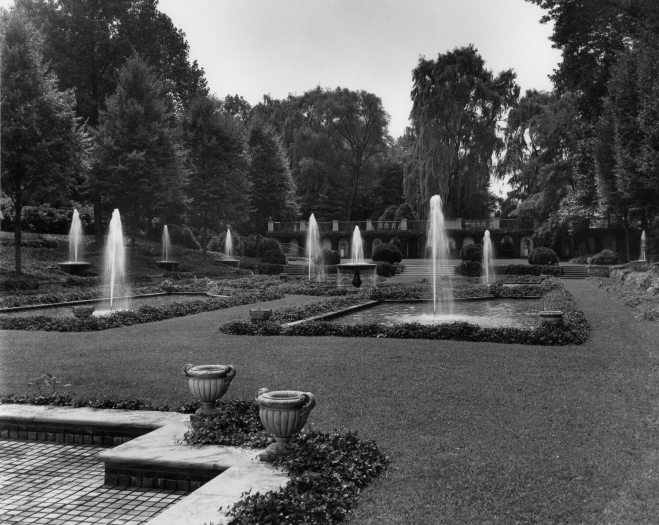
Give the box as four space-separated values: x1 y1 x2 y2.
183 364 236 416
72 305 95 318
539 310 564 326
256 388 316 461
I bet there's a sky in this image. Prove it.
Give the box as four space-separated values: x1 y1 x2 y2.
157 0 561 139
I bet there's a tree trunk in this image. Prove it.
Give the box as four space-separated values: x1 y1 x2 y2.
94 195 103 250
13 202 22 275
201 209 208 261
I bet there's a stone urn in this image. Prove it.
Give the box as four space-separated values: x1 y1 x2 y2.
249 308 273 322
539 310 564 326
183 364 236 416
72 305 95 319
256 388 316 461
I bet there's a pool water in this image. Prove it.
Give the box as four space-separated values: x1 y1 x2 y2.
331 299 542 329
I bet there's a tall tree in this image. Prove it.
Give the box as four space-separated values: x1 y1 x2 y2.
246 119 299 231
16 0 207 244
409 45 519 219
181 95 249 259
92 55 186 248
1 6 86 273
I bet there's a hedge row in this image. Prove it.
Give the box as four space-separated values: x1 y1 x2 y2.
0 289 283 331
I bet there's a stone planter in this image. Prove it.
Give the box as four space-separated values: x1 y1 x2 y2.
256 388 316 461
183 364 236 416
539 310 564 326
72 305 95 319
249 308 273 322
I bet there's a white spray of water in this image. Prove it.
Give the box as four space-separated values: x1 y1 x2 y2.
427 195 454 316
307 214 322 281
68 209 83 262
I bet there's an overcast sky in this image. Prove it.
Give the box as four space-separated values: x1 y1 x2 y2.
158 0 561 138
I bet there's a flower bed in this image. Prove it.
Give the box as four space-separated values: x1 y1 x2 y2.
0 289 283 331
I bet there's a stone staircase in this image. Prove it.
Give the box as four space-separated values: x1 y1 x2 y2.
388 261 456 283
560 265 589 279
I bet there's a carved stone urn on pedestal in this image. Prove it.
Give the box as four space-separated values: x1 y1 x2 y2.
183 364 236 416
256 388 316 461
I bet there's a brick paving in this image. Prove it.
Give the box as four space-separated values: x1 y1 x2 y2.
0 439 188 524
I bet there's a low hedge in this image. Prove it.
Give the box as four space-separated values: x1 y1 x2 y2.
0 289 283 331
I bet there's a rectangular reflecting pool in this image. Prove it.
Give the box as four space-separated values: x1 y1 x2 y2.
331 299 542 329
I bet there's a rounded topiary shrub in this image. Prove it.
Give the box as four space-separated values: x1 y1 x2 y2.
458 260 482 277
590 249 617 265
258 238 281 258
528 246 558 265
242 234 259 258
322 249 341 265
376 261 396 277
460 244 482 262
372 243 402 264
260 248 286 265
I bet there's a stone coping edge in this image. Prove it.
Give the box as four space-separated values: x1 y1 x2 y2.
0 404 289 525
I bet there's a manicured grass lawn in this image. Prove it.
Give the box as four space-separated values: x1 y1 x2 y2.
2 282 659 523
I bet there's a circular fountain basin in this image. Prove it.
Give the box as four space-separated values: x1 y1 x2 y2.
156 260 180 271
217 258 240 267
58 262 92 275
336 262 378 287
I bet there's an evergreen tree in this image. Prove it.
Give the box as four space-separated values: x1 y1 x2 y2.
247 120 299 231
181 95 249 259
1 6 86 273
92 55 186 248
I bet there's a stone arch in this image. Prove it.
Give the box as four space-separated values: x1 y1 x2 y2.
462 237 475 249
338 238 350 259
371 238 383 255
321 237 332 252
288 238 299 257
520 236 533 257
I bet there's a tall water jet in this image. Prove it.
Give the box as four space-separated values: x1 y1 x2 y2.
427 195 454 316
58 209 92 274
336 225 376 287
157 225 179 271
351 226 364 263
104 209 128 310
640 230 646 261
482 230 495 285
162 225 171 261
225 228 233 259
307 214 323 281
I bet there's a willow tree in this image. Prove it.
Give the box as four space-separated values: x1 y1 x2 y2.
408 45 518 218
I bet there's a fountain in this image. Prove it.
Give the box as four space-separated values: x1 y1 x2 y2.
58 209 92 274
101 209 129 312
220 228 239 267
156 225 179 271
336 226 377 287
482 230 495 286
307 214 323 281
640 230 646 262
427 195 454 316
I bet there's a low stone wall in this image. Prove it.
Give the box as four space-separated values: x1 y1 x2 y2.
588 265 610 277
609 264 659 294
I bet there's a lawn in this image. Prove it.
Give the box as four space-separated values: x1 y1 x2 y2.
2 280 659 523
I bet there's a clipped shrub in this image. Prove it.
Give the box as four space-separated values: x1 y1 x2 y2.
322 249 341 265
528 246 559 265
258 262 285 275
376 262 396 277
458 260 482 277
242 234 259 257
259 238 281 257
261 248 286 265
378 204 397 222
460 243 482 262
372 243 402 264
590 249 617 265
